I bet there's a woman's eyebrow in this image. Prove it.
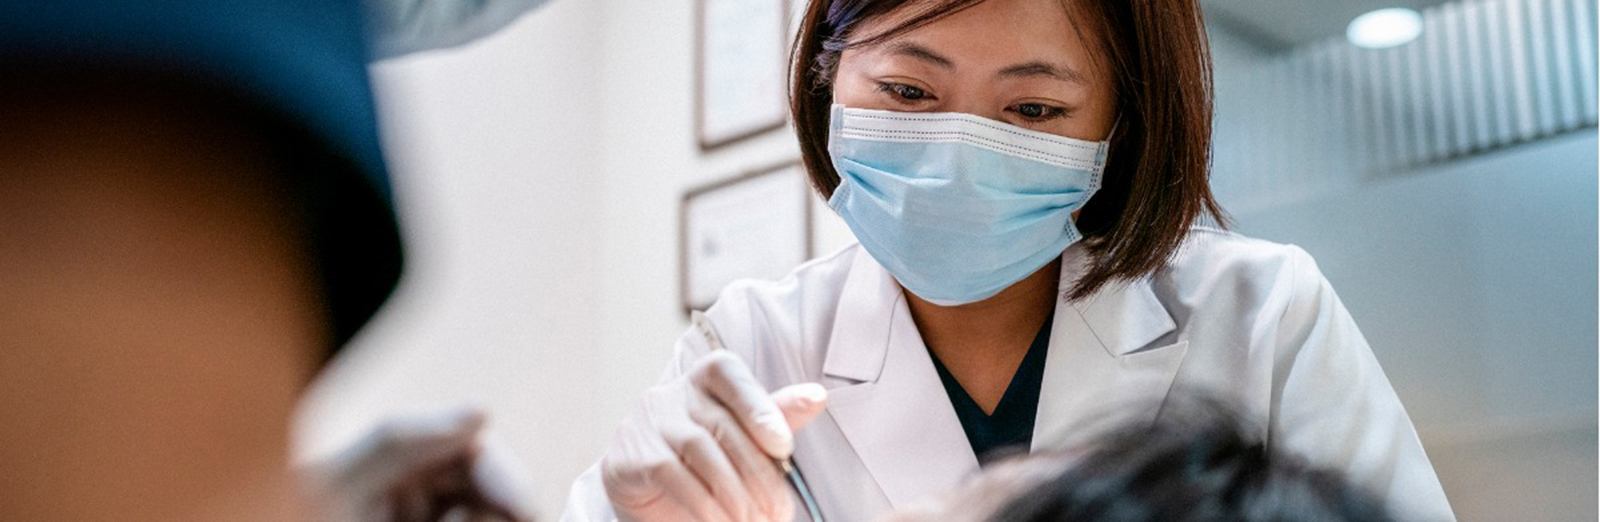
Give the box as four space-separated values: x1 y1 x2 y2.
884 41 955 69
997 61 1087 86
879 41 1084 86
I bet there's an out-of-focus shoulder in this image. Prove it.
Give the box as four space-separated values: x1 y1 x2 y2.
700 244 862 371
715 243 858 300
1159 227 1325 304
707 243 862 325
1170 227 1314 274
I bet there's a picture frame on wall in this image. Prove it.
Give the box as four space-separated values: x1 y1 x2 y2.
680 162 813 313
694 0 791 150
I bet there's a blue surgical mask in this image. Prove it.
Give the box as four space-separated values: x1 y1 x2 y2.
826 104 1111 306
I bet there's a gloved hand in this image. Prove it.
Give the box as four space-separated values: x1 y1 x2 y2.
303 408 539 522
600 351 829 522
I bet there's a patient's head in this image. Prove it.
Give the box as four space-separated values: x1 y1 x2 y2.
880 400 1395 522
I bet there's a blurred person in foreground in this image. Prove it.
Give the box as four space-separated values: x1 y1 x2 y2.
881 398 1397 522
0 0 547 520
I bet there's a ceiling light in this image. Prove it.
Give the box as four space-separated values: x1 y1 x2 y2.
1346 8 1424 49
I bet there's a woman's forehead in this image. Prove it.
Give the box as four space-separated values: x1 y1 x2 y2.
848 0 1105 78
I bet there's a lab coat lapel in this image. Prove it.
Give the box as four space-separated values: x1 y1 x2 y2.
1033 245 1188 451
821 251 980 509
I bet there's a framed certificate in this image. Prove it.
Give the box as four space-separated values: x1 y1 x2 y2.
695 0 792 150
680 162 814 313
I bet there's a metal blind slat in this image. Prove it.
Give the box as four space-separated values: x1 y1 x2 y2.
1526 0 1559 134
1385 46 1412 167
1483 0 1518 144
1463 1 1496 149
1445 2 1476 154
1505 0 1541 140
1565 0 1598 124
1427 5 1458 159
1406 33 1435 163
1547 0 1582 129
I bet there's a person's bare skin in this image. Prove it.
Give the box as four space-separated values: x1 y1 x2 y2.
0 74 326 522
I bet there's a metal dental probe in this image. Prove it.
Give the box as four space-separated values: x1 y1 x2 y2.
691 311 826 522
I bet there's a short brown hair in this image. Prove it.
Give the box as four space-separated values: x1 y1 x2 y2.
789 0 1228 300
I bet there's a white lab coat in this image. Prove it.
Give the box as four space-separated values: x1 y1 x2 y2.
561 228 1455 522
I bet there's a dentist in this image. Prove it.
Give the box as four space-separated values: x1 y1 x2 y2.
563 1 1455 522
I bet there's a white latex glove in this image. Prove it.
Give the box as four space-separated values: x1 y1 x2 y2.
304 408 539 522
601 351 829 522
365 0 555 59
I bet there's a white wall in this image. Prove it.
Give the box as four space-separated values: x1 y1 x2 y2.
296 1 847 519
297 2 1596 521
293 1 608 518
586 0 855 445
1208 19 1598 522
1228 131 1598 522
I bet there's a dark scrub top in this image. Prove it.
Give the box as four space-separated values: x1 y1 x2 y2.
930 314 1053 465
0 0 403 351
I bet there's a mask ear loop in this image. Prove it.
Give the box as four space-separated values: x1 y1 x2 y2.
1093 116 1121 170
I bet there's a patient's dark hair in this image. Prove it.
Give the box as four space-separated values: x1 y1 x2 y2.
989 400 1396 522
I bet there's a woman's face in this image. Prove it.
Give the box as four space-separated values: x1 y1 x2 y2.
832 0 1118 142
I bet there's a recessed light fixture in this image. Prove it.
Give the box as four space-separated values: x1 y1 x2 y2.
1347 7 1424 49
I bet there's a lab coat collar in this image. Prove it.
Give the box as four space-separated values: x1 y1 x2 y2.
821 250 897 382
820 244 1185 509
821 250 978 508
818 244 1179 379
1033 244 1187 451
1055 244 1178 357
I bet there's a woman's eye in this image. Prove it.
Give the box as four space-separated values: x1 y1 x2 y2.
1010 103 1067 121
876 82 932 102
